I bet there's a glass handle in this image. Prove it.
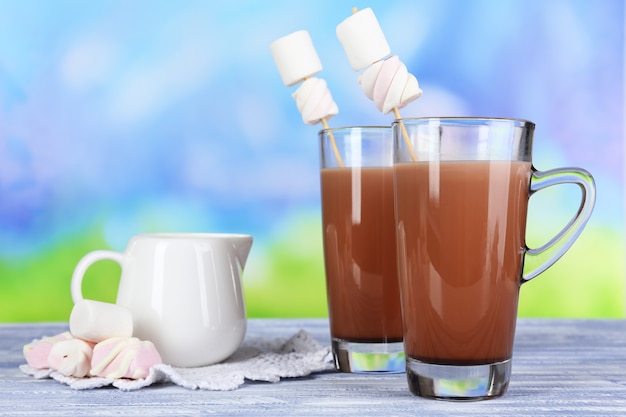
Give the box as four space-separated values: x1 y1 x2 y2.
522 167 596 283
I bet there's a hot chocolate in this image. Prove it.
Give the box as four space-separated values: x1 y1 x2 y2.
395 160 531 364
321 166 402 343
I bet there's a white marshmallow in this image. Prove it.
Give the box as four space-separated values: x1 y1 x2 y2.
336 8 391 71
270 30 323 87
69 299 133 343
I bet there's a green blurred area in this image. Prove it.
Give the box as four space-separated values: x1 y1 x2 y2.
0 214 623 322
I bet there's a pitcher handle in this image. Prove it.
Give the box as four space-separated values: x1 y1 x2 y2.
522 166 596 283
71 250 124 303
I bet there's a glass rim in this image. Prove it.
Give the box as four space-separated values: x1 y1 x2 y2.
319 125 390 135
392 116 535 128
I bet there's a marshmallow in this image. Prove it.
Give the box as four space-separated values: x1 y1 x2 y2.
48 338 94 378
336 8 391 71
90 337 162 380
292 77 339 125
270 30 323 86
23 332 73 369
69 299 133 343
358 55 423 114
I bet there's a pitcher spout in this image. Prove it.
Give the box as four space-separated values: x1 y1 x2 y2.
232 235 253 268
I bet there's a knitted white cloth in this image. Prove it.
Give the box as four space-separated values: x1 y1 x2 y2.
20 329 334 391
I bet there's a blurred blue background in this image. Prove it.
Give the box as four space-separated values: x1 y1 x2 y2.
0 0 624 321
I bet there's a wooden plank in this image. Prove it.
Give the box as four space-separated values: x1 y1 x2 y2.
1 319 625 416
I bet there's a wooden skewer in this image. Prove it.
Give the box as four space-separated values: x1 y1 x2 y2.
321 118 344 168
301 76 344 168
393 108 418 162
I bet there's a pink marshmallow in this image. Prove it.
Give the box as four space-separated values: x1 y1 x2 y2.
292 77 339 125
358 55 423 114
371 55 399 109
47 338 95 378
90 337 162 380
23 332 73 369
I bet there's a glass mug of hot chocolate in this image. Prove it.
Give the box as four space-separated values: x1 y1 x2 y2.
393 117 596 400
319 126 404 373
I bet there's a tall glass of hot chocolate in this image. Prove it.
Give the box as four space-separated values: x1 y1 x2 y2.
393 117 596 400
319 126 404 373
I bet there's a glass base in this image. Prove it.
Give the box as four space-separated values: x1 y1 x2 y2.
406 357 511 401
331 338 405 373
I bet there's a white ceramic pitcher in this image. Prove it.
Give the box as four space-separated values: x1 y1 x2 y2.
71 233 253 367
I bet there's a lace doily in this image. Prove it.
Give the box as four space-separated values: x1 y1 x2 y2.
20 329 334 391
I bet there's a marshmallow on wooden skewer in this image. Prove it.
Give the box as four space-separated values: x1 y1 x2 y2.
270 29 344 166
271 30 323 87
359 55 422 114
292 77 338 125
336 7 421 161
336 7 422 114
270 30 339 125
69 299 133 343
336 7 390 71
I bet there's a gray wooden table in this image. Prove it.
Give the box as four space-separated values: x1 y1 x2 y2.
1 318 625 416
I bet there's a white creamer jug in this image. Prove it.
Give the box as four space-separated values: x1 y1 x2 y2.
71 233 253 367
